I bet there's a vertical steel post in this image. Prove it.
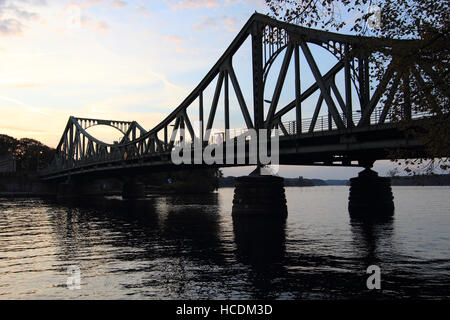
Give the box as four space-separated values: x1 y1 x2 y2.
199 91 204 142
403 72 411 120
251 21 264 166
251 21 264 130
345 45 352 127
224 71 230 141
295 44 301 134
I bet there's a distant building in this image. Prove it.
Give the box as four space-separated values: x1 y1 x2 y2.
0 153 16 173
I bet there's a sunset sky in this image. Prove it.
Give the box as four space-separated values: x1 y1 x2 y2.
0 0 396 178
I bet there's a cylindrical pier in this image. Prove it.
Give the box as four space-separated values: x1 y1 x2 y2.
348 168 394 218
232 174 287 218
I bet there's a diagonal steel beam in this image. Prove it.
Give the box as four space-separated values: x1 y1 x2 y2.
300 41 345 129
330 78 355 128
379 71 401 123
277 120 289 136
420 62 449 96
412 66 442 116
182 110 195 141
358 62 395 126
330 80 347 115
309 94 324 132
169 116 181 150
227 63 254 129
271 60 345 121
266 44 294 127
205 71 224 141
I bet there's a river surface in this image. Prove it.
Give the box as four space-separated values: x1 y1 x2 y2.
0 186 449 299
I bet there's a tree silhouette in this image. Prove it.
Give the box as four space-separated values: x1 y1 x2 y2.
0 134 54 172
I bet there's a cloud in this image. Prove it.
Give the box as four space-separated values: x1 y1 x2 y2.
111 0 126 8
193 16 217 30
66 0 127 9
134 3 152 17
193 15 238 32
0 81 41 88
81 15 109 33
170 0 219 10
17 0 47 5
226 0 265 8
162 34 183 43
13 7 38 20
160 34 199 54
0 95 48 115
0 0 42 36
72 0 104 8
0 18 23 35
0 124 45 133
221 16 237 31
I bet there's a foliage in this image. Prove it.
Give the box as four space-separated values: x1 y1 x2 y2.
0 134 55 172
265 0 449 174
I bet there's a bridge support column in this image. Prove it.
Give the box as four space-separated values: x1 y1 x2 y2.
348 164 394 218
232 167 287 218
122 179 145 200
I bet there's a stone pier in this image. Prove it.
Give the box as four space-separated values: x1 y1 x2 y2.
232 168 287 218
348 167 394 218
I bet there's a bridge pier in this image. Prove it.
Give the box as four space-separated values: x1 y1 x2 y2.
348 163 394 218
232 167 287 218
122 179 145 200
56 178 122 200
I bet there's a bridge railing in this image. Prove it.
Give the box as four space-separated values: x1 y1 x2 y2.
138 108 433 148
208 109 432 141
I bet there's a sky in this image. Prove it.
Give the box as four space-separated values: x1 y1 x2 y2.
0 0 397 179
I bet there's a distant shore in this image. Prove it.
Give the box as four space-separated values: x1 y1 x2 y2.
219 174 450 188
1 172 449 198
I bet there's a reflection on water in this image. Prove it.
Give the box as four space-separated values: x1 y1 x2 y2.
350 216 395 266
0 186 449 299
233 217 286 266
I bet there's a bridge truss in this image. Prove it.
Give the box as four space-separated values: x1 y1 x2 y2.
41 13 443 179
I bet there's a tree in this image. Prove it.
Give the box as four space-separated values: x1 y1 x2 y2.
0 134 54 172
265 0 449 174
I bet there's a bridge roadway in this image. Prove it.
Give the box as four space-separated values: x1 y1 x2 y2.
39 118 427 181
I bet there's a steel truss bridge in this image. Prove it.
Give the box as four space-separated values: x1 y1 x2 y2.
40 13 443 181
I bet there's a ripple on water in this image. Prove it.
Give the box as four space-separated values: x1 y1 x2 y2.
0 186 449 299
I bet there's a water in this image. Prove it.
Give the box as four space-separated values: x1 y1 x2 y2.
0 186 449 299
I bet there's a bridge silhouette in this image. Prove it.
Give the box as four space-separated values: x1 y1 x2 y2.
39 13 438 189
